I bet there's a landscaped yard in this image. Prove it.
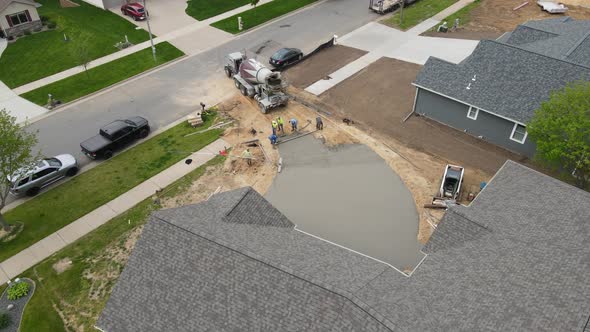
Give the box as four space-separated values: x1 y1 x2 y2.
211 0 317 34
383 0 458 30
0 115 224 262
186 0 251 21
0 0 150 88
22 42 184 106
18 156 224 332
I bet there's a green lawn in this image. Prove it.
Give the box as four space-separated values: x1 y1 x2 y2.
0 115 224 262
383 0 458 30
19 156 225 332
436 0 480 30
22 42 184 106
0 0 150 88
211 0 317 34
186 0 252 21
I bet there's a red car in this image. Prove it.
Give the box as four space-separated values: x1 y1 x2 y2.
121 3 147 21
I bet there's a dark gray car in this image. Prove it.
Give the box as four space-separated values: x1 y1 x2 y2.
8 154 79 196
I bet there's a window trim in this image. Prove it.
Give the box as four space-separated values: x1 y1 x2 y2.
510 123 528 144
8 11 30 26
467 106 479 120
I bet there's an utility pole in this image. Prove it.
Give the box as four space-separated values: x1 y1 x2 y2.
143 0 156 62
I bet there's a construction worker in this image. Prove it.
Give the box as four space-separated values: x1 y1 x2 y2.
242 148 253 166
316 116 324 130
271 120 278 135
277 116 285 133
269 133 277 145
290 118 298 131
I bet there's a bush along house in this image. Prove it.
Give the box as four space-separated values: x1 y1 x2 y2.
412 17 590 158
0 0 42 38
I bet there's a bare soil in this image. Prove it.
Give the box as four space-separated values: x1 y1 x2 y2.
162 95 354 209
52 258 72 274
452 0 590 34
421 30 502 40
284 45 367 89
306 57 534 242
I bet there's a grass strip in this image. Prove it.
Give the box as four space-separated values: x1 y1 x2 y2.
383 0 458 30
436 0 480 30
0 113 223 262
21 42 184 106
211 0 317 34
186 0 252 21
0 0 150 88
19 156 225 332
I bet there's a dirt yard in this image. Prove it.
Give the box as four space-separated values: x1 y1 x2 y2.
161 95 355 209
438 0 590 38
283 45 367 89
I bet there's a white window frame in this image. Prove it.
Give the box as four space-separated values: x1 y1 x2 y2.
510 123 528 144
467 106 479 120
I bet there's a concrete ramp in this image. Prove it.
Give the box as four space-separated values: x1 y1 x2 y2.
0 81 48 124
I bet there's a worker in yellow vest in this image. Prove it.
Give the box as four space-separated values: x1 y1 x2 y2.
271 120 278 135
277 117 284 133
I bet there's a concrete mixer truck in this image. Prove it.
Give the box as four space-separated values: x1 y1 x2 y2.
224 52 289 113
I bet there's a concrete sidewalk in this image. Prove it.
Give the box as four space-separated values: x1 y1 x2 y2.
0 81 48 124
12 0 278 95
305 0 478 96
0 138 229 285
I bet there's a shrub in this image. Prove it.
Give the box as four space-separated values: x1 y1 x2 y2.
23 30 31 36
33 26 42 32
0 311 9 329
40 15 49 22
7 281 30 300
7 36 14 41
47 22 57 29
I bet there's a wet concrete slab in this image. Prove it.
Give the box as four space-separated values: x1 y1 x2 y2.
266 135 425 270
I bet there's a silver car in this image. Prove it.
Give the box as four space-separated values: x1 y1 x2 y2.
8 154 79 196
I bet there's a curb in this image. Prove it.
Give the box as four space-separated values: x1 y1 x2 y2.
24 51 189 125
219 0 328 37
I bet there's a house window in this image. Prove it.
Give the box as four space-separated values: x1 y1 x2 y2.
510 123 527 144
467 106 479 120
9 11 30 26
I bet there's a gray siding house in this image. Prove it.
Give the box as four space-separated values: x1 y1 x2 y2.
413 17 590 158
97 161 590 331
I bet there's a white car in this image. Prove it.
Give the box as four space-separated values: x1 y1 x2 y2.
8 154 79 196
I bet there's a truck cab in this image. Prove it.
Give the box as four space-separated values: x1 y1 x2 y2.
224 52 246 77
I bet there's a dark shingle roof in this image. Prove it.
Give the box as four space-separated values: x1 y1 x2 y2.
98 163 590 331
414 40 590 123
415 18 590 124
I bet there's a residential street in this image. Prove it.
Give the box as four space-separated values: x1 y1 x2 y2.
28 0 377 166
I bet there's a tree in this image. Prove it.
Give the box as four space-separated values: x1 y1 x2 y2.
0 109 39 231
71 31 93 77
250 0 259 8
528 81 590 189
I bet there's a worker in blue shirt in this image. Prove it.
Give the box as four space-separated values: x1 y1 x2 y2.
269 133 277 145
290 118 298 132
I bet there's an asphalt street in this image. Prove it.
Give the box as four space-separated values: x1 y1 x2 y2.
28 0 378 166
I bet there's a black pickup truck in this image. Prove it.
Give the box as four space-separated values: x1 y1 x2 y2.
81 116 150 159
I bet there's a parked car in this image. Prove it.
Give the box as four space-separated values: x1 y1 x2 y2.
269 48 303 67
81 116 150 160
8 154 79 196
121 2 147 21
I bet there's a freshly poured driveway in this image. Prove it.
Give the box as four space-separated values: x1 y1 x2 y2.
28 0 378 167
266 136 424 270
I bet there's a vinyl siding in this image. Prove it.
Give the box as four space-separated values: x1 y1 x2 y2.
414 88 537 157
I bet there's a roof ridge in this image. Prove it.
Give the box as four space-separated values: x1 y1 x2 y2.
152 214 402 332
224 187 252 217
485 39 590 70
514 23 560 37
565 30 590 57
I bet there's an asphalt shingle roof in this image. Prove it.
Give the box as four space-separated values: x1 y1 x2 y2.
414 17 590 124
97 162 590 331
